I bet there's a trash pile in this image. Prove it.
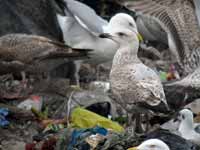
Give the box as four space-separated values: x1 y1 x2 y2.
1 0 200 150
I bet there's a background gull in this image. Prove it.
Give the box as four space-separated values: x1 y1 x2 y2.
57 0 137 64
0 34 91 81
128 139 170 150
119 0 200 75
177 109 200 145
164 66 200 110
100 27 168 132
194 0 200 27
56 0 138 84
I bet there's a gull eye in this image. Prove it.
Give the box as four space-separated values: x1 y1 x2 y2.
117 32 126 37
129 22 134 27
182 115 185 119
149 144 156 148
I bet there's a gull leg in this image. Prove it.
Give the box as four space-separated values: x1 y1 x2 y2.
127 112 134 126
69 60 82 86
126 112 137 136
96 64 101 81
144 113 149 133
135 113 144 133
20 71 27 88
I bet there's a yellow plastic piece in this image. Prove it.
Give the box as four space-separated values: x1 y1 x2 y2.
71 107 124 132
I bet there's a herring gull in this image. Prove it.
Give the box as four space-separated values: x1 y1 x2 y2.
177 109 200 145
56 0 138 84
128 139 170 150
120 0 200 75
57 0 137 64
99 26 168 131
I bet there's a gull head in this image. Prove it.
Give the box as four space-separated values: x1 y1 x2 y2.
178 109 193 122
99 27 140 50
177 109 194 130
128 139 170 150
108 13 138 34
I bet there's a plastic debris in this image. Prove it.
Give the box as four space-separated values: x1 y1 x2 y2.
26 137 57 150
17 95 43 111
85 134 105 149
89 81 110 92
43 123 65 132
71 107 124 132
168 64 180 80
68 126 107 150
0 108 9 127
159 71 167 82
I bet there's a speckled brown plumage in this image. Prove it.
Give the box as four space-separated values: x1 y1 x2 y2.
105 27 169 131
119 0 200 75
0 34 90 77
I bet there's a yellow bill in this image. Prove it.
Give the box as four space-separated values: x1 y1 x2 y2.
137 33 143 42
127 146 138 150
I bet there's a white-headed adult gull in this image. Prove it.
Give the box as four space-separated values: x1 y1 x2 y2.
178 108 200 145
128 139 170 150
56 0 138 84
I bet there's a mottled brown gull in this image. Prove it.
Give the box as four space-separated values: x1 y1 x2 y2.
120 0 200 75
100 27 168 131
0 34 91 80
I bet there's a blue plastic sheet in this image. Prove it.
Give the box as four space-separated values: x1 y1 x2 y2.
68 126 107 150
0 108 9 127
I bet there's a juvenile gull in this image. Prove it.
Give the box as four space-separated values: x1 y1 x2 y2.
177 108 200 145
0 34 91 80
100 27 168 131
120 0 200 75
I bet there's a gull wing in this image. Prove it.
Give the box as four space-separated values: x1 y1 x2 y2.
64 0 108 34
132 64 168 107
119 0 186 64
194 0 200 27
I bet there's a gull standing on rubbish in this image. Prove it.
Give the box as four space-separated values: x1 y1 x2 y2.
0 34 91 82
99 26 169 132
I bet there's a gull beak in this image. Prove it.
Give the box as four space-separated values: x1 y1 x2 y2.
127 146 138 150
137 33 143 42
99 33 113 39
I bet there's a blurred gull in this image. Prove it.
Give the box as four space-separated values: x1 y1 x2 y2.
57 0 137 64
178 109 200 145
194 0 200 27
56 0 137 84
128 139 170 150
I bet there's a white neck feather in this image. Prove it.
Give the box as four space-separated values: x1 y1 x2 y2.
179 117 194 135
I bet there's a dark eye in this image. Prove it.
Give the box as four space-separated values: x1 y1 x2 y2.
129 22 134 27
118 32 125 37
149 145 156 148
182 115 185 119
